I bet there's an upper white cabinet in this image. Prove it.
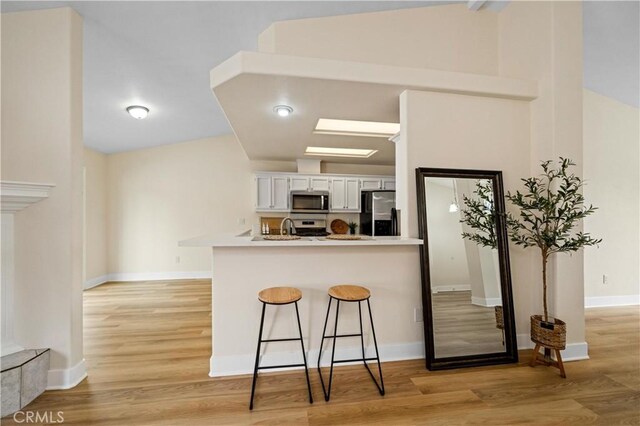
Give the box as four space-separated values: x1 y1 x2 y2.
360 178 382 191
330 178 360 212
382 179 396 190
309 177 330 192
254 172 393 213
290 176 330 192
255 174 290 212
290 176 309 192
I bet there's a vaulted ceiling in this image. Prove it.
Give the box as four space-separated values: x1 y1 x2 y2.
2 1 638 155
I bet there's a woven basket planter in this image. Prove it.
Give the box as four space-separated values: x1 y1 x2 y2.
494 306 504 330
530 315 566 350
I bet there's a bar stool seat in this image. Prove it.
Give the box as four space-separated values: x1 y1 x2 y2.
250 286 312 410
317 284 385 401
258 287 302 305
328 285 370 301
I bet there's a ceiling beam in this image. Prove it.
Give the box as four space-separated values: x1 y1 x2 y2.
467 0 487 11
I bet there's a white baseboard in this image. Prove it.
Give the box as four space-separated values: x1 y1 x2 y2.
83 274 109 290
84 271 211 289
432 285 471 293
585 294 640 308
210 342 424 377
47 358 87 390
471 296 502 307
517 334 589 361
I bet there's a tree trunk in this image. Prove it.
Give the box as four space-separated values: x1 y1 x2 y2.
542 249 548 322
542 249 551 361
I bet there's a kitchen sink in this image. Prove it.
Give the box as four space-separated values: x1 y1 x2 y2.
251 236 312 242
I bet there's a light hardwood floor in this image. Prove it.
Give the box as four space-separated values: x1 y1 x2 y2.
432 291 505 358
2 279 638 425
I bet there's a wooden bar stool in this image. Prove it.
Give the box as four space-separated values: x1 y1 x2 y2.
249 287 313 410
317 285 385 401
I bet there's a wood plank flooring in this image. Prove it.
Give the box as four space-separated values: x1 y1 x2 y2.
2 279 638 425
432 291 504 358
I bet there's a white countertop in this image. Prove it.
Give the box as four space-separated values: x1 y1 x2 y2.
179 233 422 248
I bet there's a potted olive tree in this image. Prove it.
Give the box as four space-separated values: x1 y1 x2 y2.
505 158 600 377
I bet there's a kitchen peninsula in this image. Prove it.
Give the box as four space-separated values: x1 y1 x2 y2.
179 234 423 377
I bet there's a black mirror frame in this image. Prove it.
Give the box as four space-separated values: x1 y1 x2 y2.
416 167 518 370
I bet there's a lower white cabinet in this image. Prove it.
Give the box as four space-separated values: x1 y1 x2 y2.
330 178 360 212
255 175 290 212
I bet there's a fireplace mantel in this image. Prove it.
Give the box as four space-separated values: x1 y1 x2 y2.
1 181 55 213
1 180 56 357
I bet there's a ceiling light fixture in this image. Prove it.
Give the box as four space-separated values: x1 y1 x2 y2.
126 105 149 119
273 105 293 117
305 146 378 159
314 119 400 138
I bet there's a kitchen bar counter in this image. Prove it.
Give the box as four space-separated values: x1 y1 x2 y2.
179 232 424 377
179 233 422 248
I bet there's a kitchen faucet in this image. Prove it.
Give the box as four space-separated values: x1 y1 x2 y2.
280 217 297 236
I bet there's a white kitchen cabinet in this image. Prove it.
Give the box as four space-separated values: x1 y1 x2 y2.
360 178 382 191
330 178 360 212
255 172 393 212
290 176 329 192
255 174 290 212
272 177 289 210
382 179 396 190
290 176 309 192
309 177 330 192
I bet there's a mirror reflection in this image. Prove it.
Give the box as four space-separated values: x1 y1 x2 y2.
424 177 504 358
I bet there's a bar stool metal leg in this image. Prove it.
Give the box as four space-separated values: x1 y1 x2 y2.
317 297 332 399
294 301 313 404
249 303 267 410
366 298 385 395
326 299 340 401
317 287 385 402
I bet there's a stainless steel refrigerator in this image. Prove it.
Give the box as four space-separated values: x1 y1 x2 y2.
360 190 398 236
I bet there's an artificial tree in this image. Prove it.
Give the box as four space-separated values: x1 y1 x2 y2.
506 157 601 323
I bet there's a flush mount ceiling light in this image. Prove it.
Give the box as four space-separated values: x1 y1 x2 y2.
314 119 400 138
126 105 149 120
305 146 378 159
273 105 293 117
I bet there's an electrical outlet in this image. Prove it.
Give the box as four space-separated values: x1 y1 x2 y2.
602 274 608 285
414 307 423 322
238 218 245 225
175 256 180 264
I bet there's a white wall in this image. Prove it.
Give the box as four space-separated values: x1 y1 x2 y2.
84 148 108 287
105 135 256 278
398 89 536 346
583 89 640 306
424 179 471 290
259 4 499 75
78 136 396 281
497 1 587 352
261 2 587 351
1 7 85 388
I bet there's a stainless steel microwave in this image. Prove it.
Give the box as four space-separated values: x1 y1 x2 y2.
290 191 329 213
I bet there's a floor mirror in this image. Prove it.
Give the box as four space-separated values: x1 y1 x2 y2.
416 167 518 370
